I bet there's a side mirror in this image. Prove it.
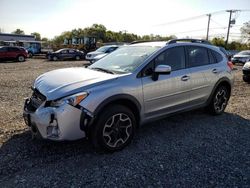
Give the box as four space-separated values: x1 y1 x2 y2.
152 65 171 81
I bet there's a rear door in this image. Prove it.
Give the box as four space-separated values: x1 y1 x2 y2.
68 49 76 59
185 45 213 105
6 47 18 59
0 47 8 59
59 49 69 60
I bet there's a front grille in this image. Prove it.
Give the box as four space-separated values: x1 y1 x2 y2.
26 89 46 112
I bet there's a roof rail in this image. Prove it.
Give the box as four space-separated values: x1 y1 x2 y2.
168 39 211 45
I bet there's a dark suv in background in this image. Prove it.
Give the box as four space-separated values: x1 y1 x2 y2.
0 46 28 62
47 48 85 61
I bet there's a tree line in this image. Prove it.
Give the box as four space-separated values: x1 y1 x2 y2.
9 21 250 50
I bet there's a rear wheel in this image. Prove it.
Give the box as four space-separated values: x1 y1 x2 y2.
17 55 25 62
208 85 230 115
91 105 136 152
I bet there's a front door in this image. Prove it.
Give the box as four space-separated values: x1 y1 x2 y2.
141 46 192 118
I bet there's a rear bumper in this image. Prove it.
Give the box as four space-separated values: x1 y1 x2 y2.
23 98 87 141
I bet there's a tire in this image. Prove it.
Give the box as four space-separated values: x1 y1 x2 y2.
75 55 80 60
243 75 250 83
53 56 58 61
17 55 25 62
91 105 136 152
47 55 52 61
207 85 230 115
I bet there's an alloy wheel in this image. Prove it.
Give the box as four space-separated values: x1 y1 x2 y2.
102 113 132 148
214 88 228 113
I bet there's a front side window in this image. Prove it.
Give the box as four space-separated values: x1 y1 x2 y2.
187 46 209 67
142 47 185 77
155 47 185 71
0 47 7 52
69 49 75 53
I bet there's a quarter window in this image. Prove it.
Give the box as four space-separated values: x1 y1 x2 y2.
187 46 209 67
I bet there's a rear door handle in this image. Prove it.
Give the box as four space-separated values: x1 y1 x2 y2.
181 75 190 81
212 69 218 74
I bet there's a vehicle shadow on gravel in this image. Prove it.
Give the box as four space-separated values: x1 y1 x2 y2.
1 110 250 186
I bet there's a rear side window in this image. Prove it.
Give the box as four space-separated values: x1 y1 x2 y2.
186 46 209 67
8 47 19 52
212 51 223 62
69 49 75 53
208 50 216 64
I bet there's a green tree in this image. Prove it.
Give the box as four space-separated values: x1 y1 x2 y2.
211 37 225 47
12 29 25 35
84 24 107 42
241 21 250 42
31 32 41 41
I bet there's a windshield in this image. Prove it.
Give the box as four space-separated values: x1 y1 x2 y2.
96 46 111 53
89 46 159 74
238 51 250 55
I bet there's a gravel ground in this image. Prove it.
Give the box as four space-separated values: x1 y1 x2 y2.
0 59 249 187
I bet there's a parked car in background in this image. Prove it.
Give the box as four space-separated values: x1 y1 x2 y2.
0 46 28 62
243 61 250 83
231 50 250 65
85 45 119 63
47 48 85 61
23 39 234 152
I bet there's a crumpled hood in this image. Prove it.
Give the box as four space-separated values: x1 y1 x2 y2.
34 67 118 100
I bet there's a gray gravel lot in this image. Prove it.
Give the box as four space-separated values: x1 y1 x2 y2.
0 59 249 187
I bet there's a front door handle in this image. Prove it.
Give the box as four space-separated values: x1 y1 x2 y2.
181 75 190 81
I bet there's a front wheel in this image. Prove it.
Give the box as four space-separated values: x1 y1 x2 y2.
75 55 80 60
53 56 58 61
208 86 230 115
17 55 25 62
91 105 136 152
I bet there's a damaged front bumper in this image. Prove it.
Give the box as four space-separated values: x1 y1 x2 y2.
23 98 93 141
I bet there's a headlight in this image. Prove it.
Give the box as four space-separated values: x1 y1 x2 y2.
50 92 88 107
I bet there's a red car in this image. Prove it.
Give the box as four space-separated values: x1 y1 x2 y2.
0 46 28 62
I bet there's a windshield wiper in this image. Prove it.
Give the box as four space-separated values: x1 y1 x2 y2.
90 67 115 74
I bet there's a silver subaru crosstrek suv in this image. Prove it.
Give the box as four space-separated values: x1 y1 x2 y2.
23 39 234 151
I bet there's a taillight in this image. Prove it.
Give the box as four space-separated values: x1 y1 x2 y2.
227 61 234 70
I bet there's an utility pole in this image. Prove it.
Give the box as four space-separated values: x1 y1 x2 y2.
206 14 211 40
225 10 237 46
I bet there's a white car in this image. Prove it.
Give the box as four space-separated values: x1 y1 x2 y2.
85 45 119 63
243 61 250 83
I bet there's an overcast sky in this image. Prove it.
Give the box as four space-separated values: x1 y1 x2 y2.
0 0 250 40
